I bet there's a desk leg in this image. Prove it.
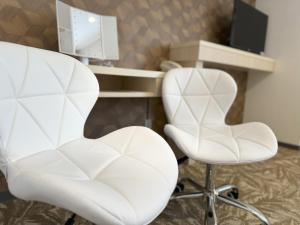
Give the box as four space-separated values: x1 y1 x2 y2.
145 98 152 128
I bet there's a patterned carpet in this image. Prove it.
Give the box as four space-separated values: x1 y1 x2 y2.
0 146 299 225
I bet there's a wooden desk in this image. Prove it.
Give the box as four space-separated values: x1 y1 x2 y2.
88 65 164 98
170 40 276 72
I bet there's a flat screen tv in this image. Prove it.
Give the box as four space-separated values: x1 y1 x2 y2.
230 0 268 54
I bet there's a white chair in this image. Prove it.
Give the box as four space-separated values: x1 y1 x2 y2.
162 68 278 225
0 42 178 225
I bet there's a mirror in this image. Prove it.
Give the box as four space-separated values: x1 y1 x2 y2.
56 0 119 63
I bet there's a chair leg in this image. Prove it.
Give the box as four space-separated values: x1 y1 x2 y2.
180 177 205 191
171 163 270 225
172 177 206 199
171 191 204 200
204 195 218 225
215 184 238 195
203 164 217 225
217 195 270 225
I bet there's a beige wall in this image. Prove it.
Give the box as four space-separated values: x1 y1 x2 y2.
244 0 300 145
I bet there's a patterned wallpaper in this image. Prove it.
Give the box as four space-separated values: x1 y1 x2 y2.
0 0 254 190
0 0 253 69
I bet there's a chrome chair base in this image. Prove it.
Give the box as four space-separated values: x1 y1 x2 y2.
171 164 270 225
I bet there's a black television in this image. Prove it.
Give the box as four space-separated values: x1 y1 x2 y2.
230 0 268 54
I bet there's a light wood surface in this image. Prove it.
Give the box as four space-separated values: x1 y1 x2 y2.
170 40 276 72
88 65 164 78
88 65 164 98
100 91 157 98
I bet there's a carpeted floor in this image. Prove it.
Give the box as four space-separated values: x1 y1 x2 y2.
0 146 299 225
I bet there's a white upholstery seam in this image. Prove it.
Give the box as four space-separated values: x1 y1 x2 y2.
17 101 56 147
199 96 211 125
18 93 63 99
44 60 81 125
203 139 239 160
56 150 90 179
44 61 65 91
211 72 221 93
95 141 122 155
199 70 227 116
200 126 242 160
236 137 274 153
197 70 212 92
229 126 240 160
56 97 66 146
181 69 194 94
174 72 184 94
171 76 184 122
0 61 17 97
201 126 230 136
94 180 137 224
11 171 125 224
79 193 126 225
78 193 124 224
3 102 17 152
197 98 211 153
122 127 137 154
65 95 85 119
91 155 121 180
66 61 76 92
170 98 182 124
17 48 29 97
233 126 254 138
196 97 212 153
181 97 198 123
9 149 53 163
124 155 171 186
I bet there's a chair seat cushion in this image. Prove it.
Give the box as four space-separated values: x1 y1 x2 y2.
7 126 178 225
165 122 278 164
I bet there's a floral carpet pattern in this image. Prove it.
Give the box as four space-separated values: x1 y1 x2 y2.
0 146 299 225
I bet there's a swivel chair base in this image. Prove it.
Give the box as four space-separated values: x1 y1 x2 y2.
171 164 270 225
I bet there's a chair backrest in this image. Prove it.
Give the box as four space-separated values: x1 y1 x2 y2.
0 42 99 168
162 68 237 135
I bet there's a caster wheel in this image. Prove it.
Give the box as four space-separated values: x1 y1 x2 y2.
65 214 76 225
65 217 75 225
206 210 216 225
227 188 239 199
174 183 185 193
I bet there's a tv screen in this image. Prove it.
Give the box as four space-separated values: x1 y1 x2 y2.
230 0 268 54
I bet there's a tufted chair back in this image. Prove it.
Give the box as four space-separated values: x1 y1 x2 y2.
162 68 237 136
0 42 99 170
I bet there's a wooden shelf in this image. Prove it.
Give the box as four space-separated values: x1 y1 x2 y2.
88 65 164 98
170 40 276 72
88 65 164 78
100 91 157 98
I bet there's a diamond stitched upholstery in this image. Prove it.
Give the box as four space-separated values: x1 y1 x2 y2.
0 42 99 166
8 126 178 225
162 68 277 164
0 42 178 225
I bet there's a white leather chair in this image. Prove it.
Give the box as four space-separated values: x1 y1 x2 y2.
162 68 278 225
0 42 178 225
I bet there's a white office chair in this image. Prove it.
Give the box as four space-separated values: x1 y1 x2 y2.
0 42 178 225
162 68 278 225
